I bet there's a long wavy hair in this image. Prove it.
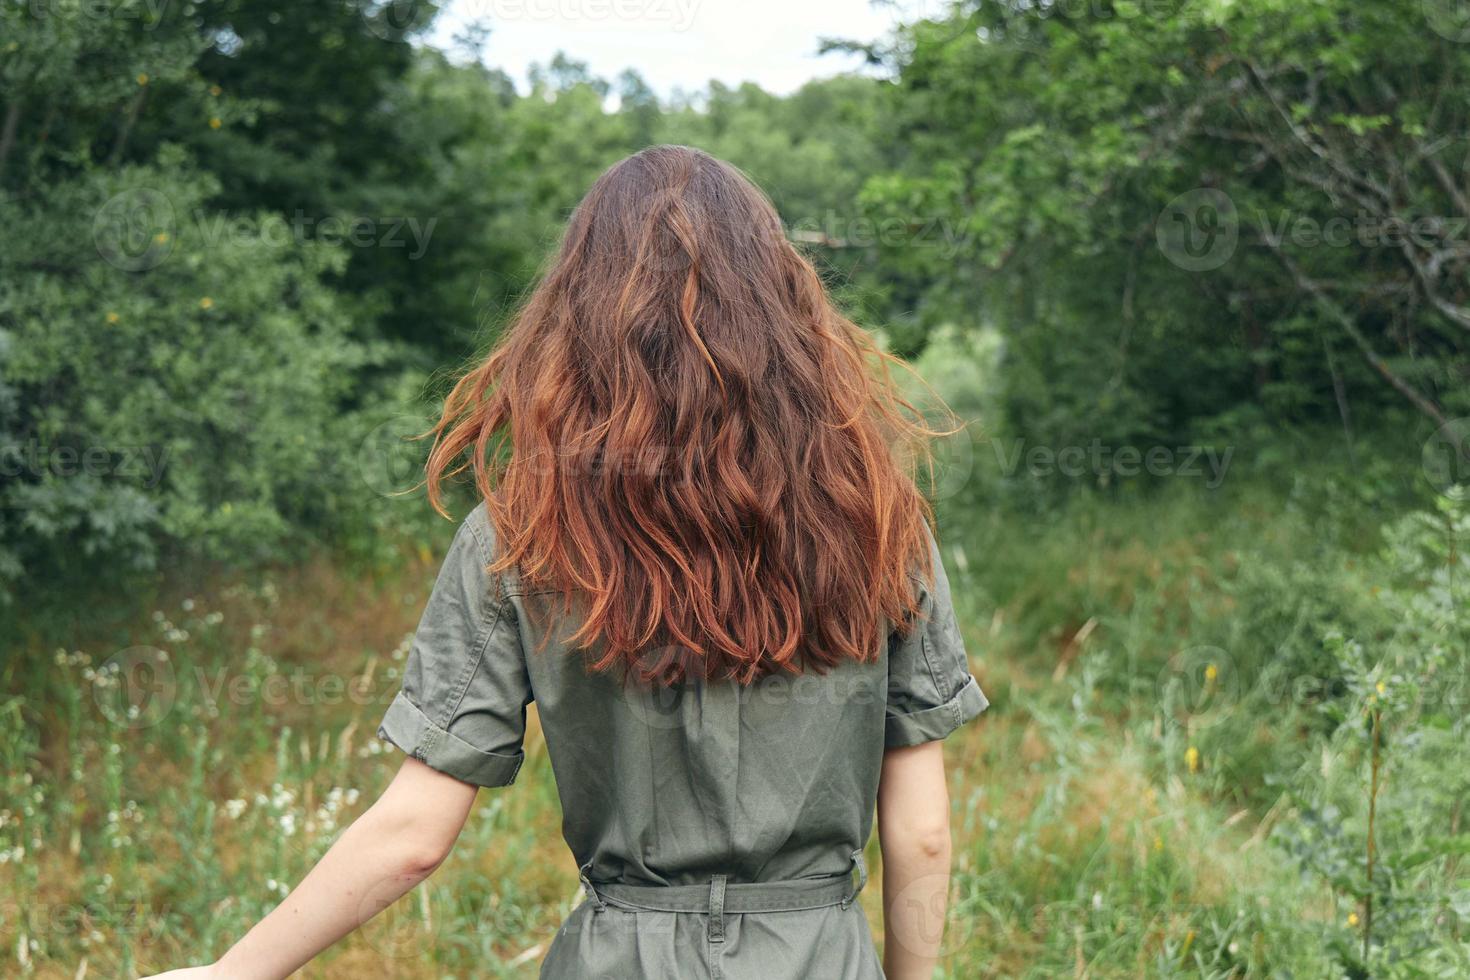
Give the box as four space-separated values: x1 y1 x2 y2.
426 145 946 684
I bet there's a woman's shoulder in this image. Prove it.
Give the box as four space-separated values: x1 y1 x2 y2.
450 502 527 599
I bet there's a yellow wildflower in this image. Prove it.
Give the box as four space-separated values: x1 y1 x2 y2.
1348 911 1359 927
209 116 222 130
153 232 169 245
105 312 120 325
1185 746 1200 773
1205 663 1218 683
137 73 149 86
199 297 214 310
1375 681 1386 695
210 85 222 97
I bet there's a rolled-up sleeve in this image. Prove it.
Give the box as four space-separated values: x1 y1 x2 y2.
378 506 531 787
884 525 989 748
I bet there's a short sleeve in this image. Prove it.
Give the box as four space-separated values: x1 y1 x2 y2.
884 524 990 748
377 505 532 787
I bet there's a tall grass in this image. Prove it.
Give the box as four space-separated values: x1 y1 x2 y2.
2 451 1466 977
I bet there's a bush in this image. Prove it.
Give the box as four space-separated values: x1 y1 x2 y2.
0 149 397 603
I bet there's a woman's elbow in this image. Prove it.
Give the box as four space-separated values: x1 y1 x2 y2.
352 808 459 881
883 820 952 865
394 835 454 880
909 824 952 863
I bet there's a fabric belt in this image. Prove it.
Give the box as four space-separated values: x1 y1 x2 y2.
578 849 869 942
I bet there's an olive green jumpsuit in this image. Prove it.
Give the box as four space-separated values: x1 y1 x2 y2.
379 505 988 978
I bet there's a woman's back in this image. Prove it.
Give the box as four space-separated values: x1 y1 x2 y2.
139 144 988 980
379 504 986 978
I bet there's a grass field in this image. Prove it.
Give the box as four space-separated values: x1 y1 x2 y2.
3 444 1467 978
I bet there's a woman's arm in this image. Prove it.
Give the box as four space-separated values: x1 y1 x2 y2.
144 758 478 980
877 740 953 980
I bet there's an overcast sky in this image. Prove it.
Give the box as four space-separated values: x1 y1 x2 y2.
427 0 943 97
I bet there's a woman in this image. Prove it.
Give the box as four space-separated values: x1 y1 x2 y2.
148 145 987 979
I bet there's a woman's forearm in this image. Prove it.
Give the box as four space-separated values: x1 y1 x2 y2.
209 806 450 980
880 831 952 979
877 741 954 980
143 760 481 980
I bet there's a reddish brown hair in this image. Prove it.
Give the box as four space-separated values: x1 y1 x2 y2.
426 145 945 684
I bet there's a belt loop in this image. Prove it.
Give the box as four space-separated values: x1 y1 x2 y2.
841 849 868 909
579 860 607 913
707 873 727 943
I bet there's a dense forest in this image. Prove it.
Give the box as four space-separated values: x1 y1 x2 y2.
2 2 1468 977
5 0 1467 597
